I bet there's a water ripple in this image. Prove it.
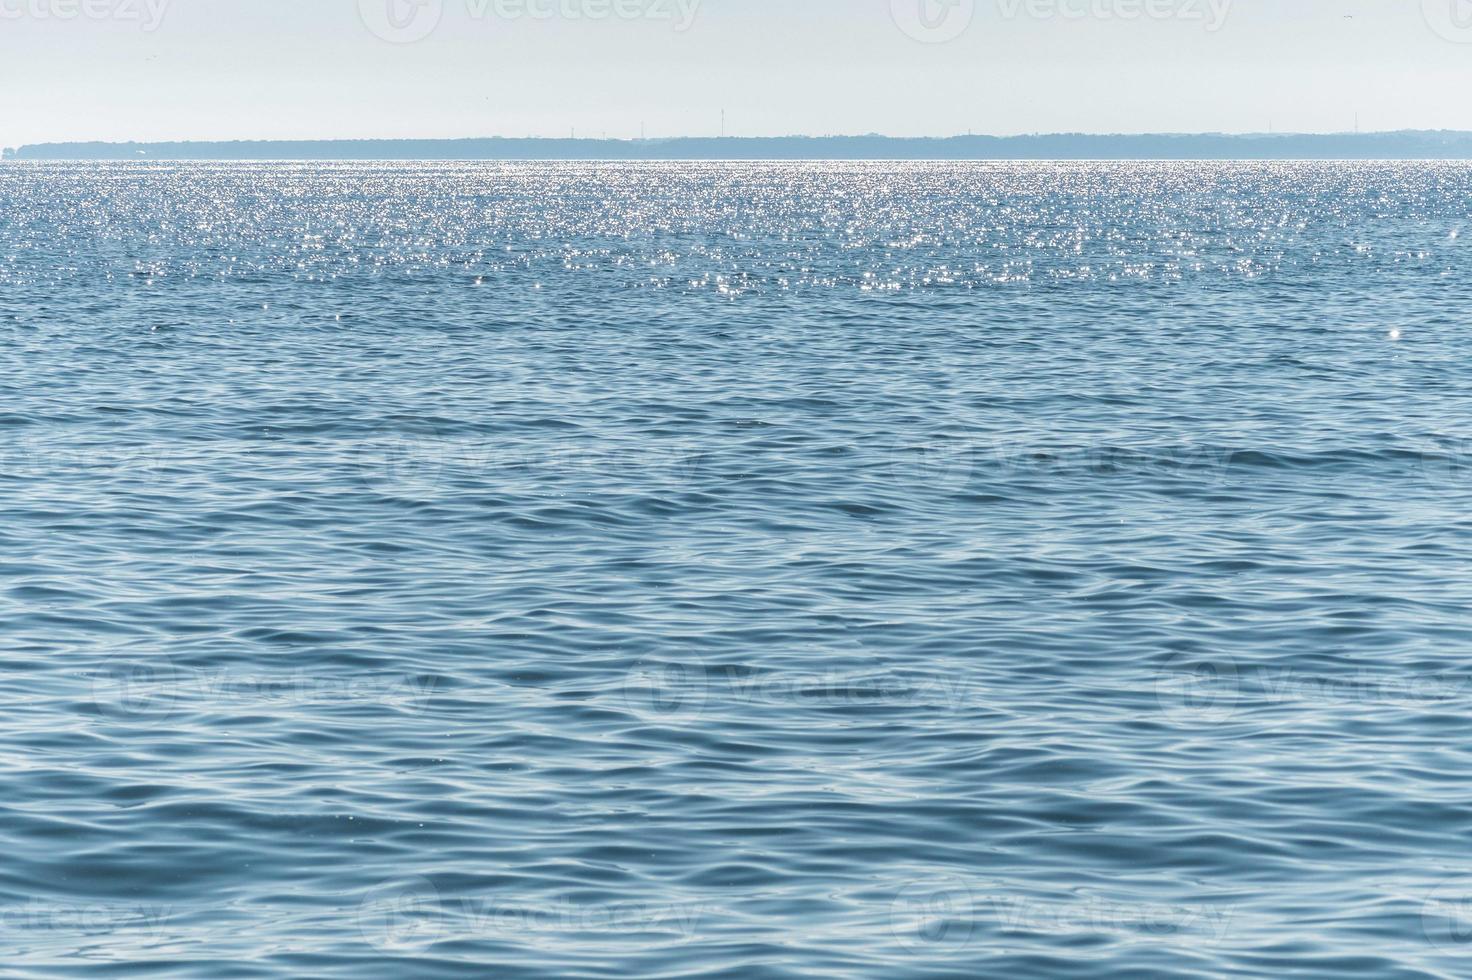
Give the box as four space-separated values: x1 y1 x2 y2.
2 162 1472 977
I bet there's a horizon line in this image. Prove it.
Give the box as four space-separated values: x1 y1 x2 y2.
9 128 1472 148
11 131 1472 162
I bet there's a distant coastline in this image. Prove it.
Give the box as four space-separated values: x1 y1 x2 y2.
7 131 1472 161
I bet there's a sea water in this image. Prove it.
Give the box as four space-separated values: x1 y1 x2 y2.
3 161 1472 977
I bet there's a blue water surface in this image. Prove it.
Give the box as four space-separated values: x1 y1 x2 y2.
3 161 1472 978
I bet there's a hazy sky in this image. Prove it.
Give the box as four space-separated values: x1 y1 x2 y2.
2 0 1469 145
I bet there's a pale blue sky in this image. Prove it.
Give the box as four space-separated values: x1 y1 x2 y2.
1 0 1468 145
